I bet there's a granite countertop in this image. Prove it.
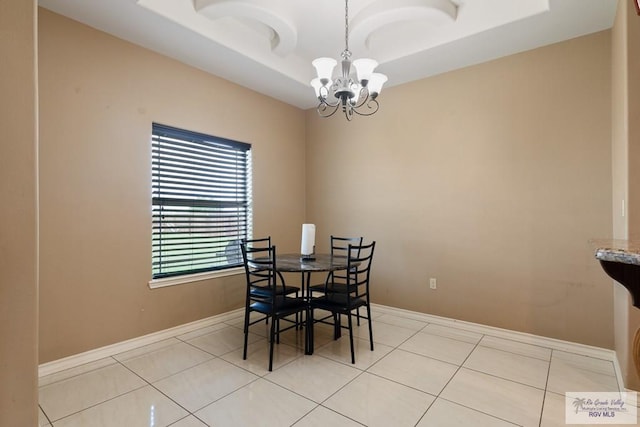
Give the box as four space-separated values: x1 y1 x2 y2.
593 239 640 266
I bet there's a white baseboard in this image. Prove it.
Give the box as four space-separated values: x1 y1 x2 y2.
370 304 624 392
38 308 244 378
39 304 622 389
370 304 617 360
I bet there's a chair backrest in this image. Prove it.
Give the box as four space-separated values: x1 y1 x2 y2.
328 236 363 283
345 241 376 299
229 236 271 265
330 236 363 258
240 242 284 300
241 236 272 251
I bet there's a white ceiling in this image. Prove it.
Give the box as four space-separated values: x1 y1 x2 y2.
38 0 618 109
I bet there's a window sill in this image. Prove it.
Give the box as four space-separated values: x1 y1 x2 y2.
148 267 244 289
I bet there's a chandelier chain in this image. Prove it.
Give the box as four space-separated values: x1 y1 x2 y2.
344 0 350 56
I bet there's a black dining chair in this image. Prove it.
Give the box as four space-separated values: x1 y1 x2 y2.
241 243 309 371
309 236 363 323
310 241 376 364
241 237 300 299
241 237 301 330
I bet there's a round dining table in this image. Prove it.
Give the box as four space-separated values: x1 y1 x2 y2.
272 253 351 354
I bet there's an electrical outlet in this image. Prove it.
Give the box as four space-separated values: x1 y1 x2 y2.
429 278 437 289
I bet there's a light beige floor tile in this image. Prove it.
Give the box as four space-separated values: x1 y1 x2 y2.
301 320 344 349
277 323 315 350
440 368 545 427
169 415 208 427
479 335 552 361
294 405 363 427
118 341 213 383
38 406 51 427
399 330 476 365
265 355 361 403
176 322 229 341
418 398 519 426
315 335 394 370
153 358 259 412
547 354 619 395
221 338 305 375
422 323 483 344
37 307 626 427
354 320 417 347
540 391 569 427
323 372 435 427
113 338 182 361
368 349 458 395
52 385 187 427
374 313 428 331
368 307 388 319
226 312 289 338
464 345 550 389
195 378 316 426
38 357 117 387
186 325 261 356
39 362 146 421
552 350 618 376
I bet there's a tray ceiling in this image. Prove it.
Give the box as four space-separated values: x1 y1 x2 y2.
38 0 618 109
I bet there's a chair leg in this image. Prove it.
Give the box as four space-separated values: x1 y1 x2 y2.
243 308 250 360
366 304 374 351
269 316 276 371
347 311 355 364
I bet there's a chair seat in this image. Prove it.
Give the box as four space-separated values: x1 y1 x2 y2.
250 284 299 298
309 282 357 294
251 296 308 317
311 294 366 313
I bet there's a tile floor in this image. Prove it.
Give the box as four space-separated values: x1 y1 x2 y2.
38 307 636 426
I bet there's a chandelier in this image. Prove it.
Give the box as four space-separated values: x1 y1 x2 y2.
310 0 388 120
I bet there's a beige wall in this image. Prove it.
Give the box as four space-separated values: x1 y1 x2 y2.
627 0 640 392
612 0 640 391
38 9 306 363
0 0 39 424
611 0 632 389
38 4 619 376
306 31 614 348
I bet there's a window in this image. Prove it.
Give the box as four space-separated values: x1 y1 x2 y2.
151 123 252 280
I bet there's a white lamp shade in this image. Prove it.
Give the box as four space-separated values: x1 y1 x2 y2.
368 73 388 95
312 57 337 83
310 78 324 98
352 58 378 84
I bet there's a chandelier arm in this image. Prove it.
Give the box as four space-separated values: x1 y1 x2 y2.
352 86 371 109
344 105 354 121
317 103 340 118
352 98 380 117
318 86 341 108
319 97 340 108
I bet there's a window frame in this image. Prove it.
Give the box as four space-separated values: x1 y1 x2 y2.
149 123 252 287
